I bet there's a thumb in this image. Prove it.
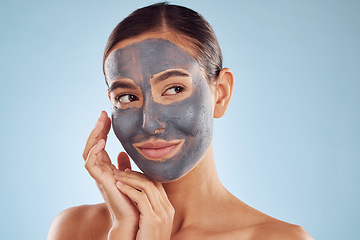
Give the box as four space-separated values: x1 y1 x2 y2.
117 152 131 171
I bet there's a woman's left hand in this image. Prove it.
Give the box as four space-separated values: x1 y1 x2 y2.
113 168 175 240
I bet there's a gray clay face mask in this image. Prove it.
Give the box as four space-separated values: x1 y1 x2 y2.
105 38 214 182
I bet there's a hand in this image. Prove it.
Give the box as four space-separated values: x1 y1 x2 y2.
113 169 175 240
82 111 139 239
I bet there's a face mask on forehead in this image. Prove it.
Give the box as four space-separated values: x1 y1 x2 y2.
105 38 214 182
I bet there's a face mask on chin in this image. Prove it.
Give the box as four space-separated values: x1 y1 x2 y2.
105 38 214 182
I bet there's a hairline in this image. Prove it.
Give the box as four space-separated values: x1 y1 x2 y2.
103 30 208 85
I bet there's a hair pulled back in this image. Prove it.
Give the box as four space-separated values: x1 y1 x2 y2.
103 2 223 83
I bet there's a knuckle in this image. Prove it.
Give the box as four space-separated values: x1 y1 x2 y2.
154 215 163 224
84 160 90 170
149 210 156 219
82 149 89 160
165 212 173 221
145 180 154 188
84 154 96 171
163 205 175 218
162 214 169 222
82 152 89 160
169 206 175 216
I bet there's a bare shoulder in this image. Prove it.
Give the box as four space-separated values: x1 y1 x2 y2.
47 203 111 240
252 220 313 240
206 194 313 240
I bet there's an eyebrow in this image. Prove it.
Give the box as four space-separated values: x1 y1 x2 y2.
153 70 190 84
108 81 138 93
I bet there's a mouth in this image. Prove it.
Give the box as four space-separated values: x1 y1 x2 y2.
133 139 184 161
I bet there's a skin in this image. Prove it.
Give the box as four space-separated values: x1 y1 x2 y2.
106 38 213 182
48 32 313 240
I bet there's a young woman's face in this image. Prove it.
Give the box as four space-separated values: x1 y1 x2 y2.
104 37 214 182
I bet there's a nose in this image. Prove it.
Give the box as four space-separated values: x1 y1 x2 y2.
141 96 166 135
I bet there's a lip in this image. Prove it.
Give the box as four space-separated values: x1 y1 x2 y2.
133 139 184 161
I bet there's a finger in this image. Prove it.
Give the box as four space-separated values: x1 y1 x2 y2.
114 170 163 194
85 138 117 182
98 149 116 169
103 116 111 140
125 171 172 209
117 152 131 171
153 182 174 215
115 170 171 208
83 111 107 160
83 111 111 160
92 138 105 155
153 181 168 202
116 183 154 216
116 168 148 180
115 173 163 213
84 139 106 178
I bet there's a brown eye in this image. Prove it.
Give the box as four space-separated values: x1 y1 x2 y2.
163 86 185 96
117 94 139 103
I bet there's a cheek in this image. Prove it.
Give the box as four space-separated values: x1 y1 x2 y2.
169 87 213 137
112 108 141 142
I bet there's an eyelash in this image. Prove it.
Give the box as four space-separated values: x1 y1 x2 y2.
162 85 185 96
115 93 139 103
113 84 185 106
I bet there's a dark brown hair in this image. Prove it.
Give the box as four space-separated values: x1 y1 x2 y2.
103 2 223 83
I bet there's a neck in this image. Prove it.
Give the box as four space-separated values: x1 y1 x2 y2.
162 144 227 233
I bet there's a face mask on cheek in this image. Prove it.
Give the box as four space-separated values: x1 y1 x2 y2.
107 39 214 182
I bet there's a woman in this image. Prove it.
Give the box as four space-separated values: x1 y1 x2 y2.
48 3 313 240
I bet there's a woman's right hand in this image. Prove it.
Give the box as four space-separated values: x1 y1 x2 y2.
82 111 139 239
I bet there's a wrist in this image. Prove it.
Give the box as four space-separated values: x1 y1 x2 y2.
108 221 137 240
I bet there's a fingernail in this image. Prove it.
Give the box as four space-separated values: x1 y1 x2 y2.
116 181 123 187
124 168 131 172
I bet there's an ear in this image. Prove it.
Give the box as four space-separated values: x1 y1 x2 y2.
213 68 234 118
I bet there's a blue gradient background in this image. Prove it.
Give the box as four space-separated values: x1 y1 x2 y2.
0 1 359 239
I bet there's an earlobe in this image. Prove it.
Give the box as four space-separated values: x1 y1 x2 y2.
213 68 234 118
